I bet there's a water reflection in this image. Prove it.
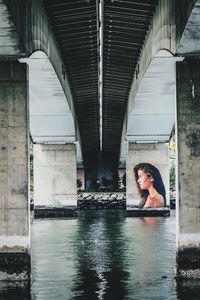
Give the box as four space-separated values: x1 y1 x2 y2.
71 210 128 300
30 210 178 299
2 210 200 299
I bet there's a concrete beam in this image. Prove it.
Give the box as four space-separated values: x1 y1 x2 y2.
21 51 76 144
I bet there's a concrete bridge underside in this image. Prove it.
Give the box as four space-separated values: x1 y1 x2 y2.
2 0 161 169
0 0 200 280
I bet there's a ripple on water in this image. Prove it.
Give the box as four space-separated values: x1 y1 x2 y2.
1 210 200 299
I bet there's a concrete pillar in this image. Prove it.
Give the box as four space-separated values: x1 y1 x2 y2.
176 60 200 279
126 142 169 206
0 62 30 279
34 144 77 207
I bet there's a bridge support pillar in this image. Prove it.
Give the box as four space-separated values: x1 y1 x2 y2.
126 142 169 206
0 62 30 279
176 60 200 279
34 144 77 207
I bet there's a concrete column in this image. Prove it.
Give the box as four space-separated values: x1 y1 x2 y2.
0 62 30 279
126 143 169 206
34 144 77 207
176 60 200 279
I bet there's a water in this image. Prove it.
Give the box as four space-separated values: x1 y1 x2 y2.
1 210 200 299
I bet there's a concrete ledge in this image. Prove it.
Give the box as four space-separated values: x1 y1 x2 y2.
126 207 170 217
34 206 77 219
0 252 30 280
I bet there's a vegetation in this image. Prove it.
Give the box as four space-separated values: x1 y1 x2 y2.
170 162 175 190
122 173 126 187
30 145 34 192
77 179 83 190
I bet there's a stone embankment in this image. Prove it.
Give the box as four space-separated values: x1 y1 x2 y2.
34 206 77 218
77 192 126 209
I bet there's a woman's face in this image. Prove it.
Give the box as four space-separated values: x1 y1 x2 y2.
137 169 152 190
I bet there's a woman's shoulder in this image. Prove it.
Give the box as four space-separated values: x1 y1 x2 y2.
144 193 164 208
156 192 164 202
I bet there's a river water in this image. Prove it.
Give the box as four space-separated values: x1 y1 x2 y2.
1 210 200 299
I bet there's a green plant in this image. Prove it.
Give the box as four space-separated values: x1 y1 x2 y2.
170 163 175 190
122 173 126 187
77 179 83 189
30 145 34 191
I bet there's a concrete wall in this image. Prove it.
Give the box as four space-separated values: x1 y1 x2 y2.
176 59 200 278
34 144 77 207
126 143 169 206
0 62 30 279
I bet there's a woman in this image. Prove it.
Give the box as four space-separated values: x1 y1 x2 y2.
134 162 166 208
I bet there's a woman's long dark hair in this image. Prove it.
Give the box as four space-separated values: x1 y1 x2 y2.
134 162 166 207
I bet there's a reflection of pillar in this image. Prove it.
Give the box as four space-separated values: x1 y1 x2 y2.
126 143 169 206
0 62 30 278
34 144 77 206
176 60 200 279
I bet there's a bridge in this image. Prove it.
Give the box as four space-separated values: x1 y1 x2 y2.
0 0 200 280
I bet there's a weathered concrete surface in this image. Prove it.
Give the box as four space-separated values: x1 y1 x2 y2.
176 0 200 54
176 59 200 279
126 143 169 206
0 62 30 279
34 144 77 207
0 0 24 56
128 0 176 113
